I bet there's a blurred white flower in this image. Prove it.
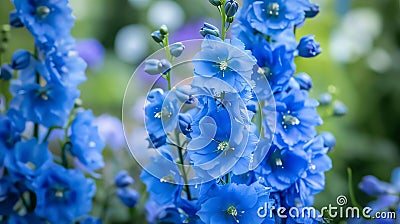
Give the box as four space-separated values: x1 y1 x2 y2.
147 0 185 31
366 48 392 73
330 8 382 63
114 25 150 63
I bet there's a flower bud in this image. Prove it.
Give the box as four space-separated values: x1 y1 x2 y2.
114 170 134 188
159 59 172 74
319 93 332 105
319 132 336 150
224 0 239 18
297 35 321 58
200 23 220 38
333 101 347 116
208 0 222 6
151 30 164 44
9 11 23 28
144 59 171 75
294 72 312 90
305 3 320 18
170 42 185 57
159 24 169 35
144 59 162 75
11 49 31 70
0 64 13 80
116 188 140 208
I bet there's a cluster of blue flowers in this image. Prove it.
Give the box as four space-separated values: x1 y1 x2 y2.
140 0 335 223
0 1 133 223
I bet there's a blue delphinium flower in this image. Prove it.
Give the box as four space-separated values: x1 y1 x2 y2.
0 110 24 155
267 87 322 147
187 95 257 178
33 164 96 224
145 200 186 224
4 138 52 182
243 0 314 36
255 144 309 191
10 77 79 128
69 110 105 171
197 182 272 224
140 153 183 205
192 35 256 91
252 41 296 93
13 0 74 45
40 49 87 88
282 136 332 207
0 176 20 216
144 88 178 148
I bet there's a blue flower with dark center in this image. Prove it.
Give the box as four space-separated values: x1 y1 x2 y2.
4 139 52 182
13 0 74 45
70 110 105 171
10 80 78 128
33 164 95 224
267 87 322 147
193 35 256 92
255 144 309 191
197 182 272 224
187 96 257 179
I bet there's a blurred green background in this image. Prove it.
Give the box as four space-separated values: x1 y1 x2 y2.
1 0 399 222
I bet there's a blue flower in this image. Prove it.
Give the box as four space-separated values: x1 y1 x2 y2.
282 136 332 207
359 167 400 197
252 42 295 93
11 49 32 70
243 0 314 36
0 64 13 80
114 170 134 188
13 0 74 45
10 80 79 128
0 176 20 216
294 72 312 91
40 49 87 88
140 154 183 205
4 138 52 182
193 35 256 91
70 110 105 171
267 88 322 147
116 188 140 208
145 201 186 224
0 110 24 156
144 88 178 148
187 96 257 178
255 144 309 191
297 35 321 58
33 164 96 224
197 182 272 224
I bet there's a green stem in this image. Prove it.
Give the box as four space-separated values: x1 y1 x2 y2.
33 46 40 139
61 142 70 168
220 0 227 40
175 131 192 200
163 34 172 90
347 168 362 210
257 101 265 136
